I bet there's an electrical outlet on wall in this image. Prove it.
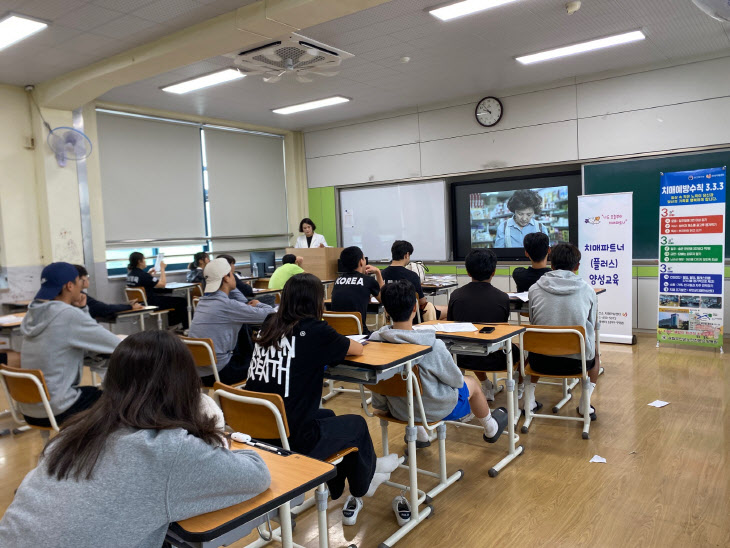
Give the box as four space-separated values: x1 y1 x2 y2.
23 136 35 150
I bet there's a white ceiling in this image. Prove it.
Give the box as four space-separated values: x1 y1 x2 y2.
3 0 730 130
0 0 258 85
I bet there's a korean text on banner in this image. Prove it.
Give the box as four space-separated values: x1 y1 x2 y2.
658 167 725 348
578 192 634 344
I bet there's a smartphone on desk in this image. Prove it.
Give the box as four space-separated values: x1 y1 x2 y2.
479 326 496 334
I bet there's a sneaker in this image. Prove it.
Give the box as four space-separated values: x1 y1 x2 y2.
341 496 363 526
392 495 411 527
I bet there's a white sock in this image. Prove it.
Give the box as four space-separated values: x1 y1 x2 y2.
579 381 596 411
365 472 389 497
517 383 524 399
416 425 430 442
523 381 536 411
375 454 402 474
478 411 499 438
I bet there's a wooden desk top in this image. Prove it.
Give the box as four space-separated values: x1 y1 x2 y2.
422 278 458 289
420 321 525 345
341 341 431 370
170 443 335 542
252 287 281 295
7 300 31 308
0 313 26 328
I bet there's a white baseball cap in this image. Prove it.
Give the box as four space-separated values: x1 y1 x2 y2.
203 258 231 293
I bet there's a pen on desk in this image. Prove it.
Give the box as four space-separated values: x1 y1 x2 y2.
248 440 287 455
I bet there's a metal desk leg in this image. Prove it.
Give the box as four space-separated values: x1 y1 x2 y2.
185 289 193 328
380 359 433 548
488 341 523 477
279 501 293 548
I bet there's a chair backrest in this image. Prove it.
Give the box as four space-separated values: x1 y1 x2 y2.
213 382 291 445
192 284 204 298
193 297 200 310
323 311 363 336
368 365 423 397
521 325 586 356
0 364 59 432
0 364 50 403
180 337 216 367
125 287 148 306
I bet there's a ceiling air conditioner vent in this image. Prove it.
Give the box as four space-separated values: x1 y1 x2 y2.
229 34 354 83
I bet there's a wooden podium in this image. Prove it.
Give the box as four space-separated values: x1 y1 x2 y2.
286 247 342 281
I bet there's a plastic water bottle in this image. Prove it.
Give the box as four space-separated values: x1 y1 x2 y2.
252 263 258 277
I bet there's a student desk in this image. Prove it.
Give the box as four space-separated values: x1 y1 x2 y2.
167 444 336 548
161 282 198 327
251 287 282 296
2 300 30 314
0 313 26 352
327 342 445 547
420 321 526 476
95 305 160 332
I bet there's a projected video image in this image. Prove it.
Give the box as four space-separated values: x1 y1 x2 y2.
469 186 570 249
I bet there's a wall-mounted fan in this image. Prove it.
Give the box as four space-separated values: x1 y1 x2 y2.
47 127 92 167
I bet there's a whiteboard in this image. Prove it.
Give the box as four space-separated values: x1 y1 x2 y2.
339 180 449 261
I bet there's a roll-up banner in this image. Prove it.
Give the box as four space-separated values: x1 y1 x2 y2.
578 192 634 344
658 167 725 349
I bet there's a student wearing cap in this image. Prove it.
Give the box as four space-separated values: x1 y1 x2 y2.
188 258 275 387
19 262 121 427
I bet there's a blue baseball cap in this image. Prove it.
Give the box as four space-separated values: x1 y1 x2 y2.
35 262 80 300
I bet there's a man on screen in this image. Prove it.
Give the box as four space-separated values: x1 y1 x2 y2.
494 189 549 248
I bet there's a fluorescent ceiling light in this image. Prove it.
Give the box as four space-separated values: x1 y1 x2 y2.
429 0 519 21
0 14 48 51
516 30 646 65
273 96 350 115
162 69 244 94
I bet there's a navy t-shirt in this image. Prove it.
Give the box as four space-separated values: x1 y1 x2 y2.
126 267 158 296
331 271 380 334
512 267 551 293
382 266 424 299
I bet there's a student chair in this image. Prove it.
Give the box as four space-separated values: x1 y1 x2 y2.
369 365 463 505
192 297 200 310
123 287 170 330
213 382 356 548
321 312 372 412
0 364 59 442
180 336 221 387
518 326 592 439
191 283 204 299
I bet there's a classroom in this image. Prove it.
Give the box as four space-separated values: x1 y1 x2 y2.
0 1 728 547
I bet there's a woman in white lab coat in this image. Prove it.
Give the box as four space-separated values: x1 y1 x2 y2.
294 217 328 248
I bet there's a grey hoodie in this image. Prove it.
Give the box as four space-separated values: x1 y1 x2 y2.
19 300 121 418
0 428 271 548
528 270 598 360
368 326 463 422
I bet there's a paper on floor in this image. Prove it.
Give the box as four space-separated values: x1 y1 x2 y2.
589 455 607 463
647 400 670 407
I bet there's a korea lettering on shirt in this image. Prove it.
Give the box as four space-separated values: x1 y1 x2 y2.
248 337 296 397
336 277 364 286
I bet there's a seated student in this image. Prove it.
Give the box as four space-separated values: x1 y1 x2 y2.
370 281 508 444
447 249 521 401
268 254 304 290
0 330 270 547
512 232 552 293
331 246 384 335
527 243 599 419
381 240 446 322
188 258 275 387
74 265 144 319
216 254 255 298
246 273 400 526
126 251 189 329
186 251 210 284
18 262 121 427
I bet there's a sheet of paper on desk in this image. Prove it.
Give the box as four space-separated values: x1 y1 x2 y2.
414 323 477 332
0 314 22 325
370 297 379 303
648 400 669 408
346 335 369 343
507 292 529 302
